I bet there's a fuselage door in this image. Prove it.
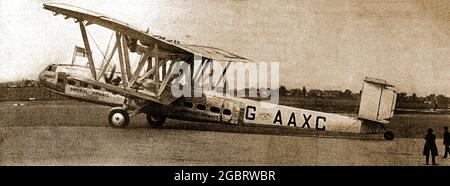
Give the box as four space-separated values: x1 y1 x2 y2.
222 99 241 125
56 72 67 92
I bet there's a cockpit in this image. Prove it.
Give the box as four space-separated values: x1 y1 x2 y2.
45 64 57 72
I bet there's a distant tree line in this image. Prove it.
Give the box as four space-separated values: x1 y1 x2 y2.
278 85 358 99
3 80 448 106
0 79 38 88
0 79 68 101
397 92 448 105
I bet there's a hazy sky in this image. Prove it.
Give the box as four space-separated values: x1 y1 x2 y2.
1 0 450 96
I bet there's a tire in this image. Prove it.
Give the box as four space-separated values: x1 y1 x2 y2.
384 131 395 140
146 113 166 127
108 109 130 128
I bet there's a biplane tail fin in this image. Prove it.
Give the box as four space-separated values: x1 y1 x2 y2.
358 77 397 124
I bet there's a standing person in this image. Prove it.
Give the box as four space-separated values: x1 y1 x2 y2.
443 126 450 158
423 128 438 165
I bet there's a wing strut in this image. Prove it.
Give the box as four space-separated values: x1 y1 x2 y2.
193 59 210 88
97 41 118 81
157 61 178 97
122 36 132 80
153 43 160 89
79 21 97 80
214 61 231 90
135 58 169 85
127 49 151 89
115 32 128 87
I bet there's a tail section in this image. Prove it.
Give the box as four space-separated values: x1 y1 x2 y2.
358 77 397 123
357 77 397 140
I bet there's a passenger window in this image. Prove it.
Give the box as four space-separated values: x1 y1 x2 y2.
210 107 220 113
223 109 232 115
93 85 101 90
196 104 206 110
183 101 193 108
67 79 76 85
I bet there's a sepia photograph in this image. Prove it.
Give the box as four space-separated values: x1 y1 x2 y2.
1 0 450 179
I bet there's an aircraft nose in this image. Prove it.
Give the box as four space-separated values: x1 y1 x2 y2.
38 71 45 83
37 70 50 87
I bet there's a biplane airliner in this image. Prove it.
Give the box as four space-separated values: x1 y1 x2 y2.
38 3 398 140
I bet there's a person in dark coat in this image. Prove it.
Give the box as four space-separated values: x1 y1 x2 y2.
443 126 450 158
423 128 438 165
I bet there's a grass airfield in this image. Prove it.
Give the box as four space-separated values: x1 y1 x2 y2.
1 100 449 165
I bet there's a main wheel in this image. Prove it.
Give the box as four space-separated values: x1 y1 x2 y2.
146 113 166 127
384 131 395 140
108 109 130 128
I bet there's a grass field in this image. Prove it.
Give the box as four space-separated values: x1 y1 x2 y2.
1 100 450 165
1 126 435 165
387 114 450 139
1 100 450 139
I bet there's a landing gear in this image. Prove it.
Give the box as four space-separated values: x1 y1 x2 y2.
384 131 395 141
108 108 130 128
146 112 166 127
108 100 161 128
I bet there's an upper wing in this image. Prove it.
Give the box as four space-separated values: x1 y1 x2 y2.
181 45 254 63
43 3 254 63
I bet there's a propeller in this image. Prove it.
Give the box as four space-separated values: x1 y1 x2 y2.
103 64 117 84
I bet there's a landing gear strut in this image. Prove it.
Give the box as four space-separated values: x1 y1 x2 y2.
108 108 130 128
362 121 395 140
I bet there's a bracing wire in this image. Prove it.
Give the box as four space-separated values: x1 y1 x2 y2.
86 28 106 58
86 28 115 71
101 32 115 70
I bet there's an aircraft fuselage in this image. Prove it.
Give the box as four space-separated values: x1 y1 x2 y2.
38 64 391 135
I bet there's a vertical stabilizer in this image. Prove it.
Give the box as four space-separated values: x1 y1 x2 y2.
358 77 397 123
